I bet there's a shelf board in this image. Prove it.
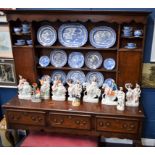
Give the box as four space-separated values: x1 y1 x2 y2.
118 48 142 51
121 36 143 39
37 66 117 72
12 32 31 36
35 45 118 51
12 45 33 48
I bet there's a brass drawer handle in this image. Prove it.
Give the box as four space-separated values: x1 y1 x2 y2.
75 120 80 124
31 116 36 121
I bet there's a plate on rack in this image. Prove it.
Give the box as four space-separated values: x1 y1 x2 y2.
90 26 116 48
103 58 116 70
39 56 50 67
85 51 103 69
50 50 67 67
58 23 88 47
86 71 104 87
51 70 66 84
68 52 84 68
66 70 86 84
37 25 57 46
104 78 115 88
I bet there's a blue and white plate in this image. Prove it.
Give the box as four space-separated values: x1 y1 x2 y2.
50 50 67 67
37 25 57 46
104 78 115 88
103 58 116 70
66 70 86 84
51 70 66 84
68 52 84 68
58 23 88 47
90 26 116 48
39 56 50 67
85 51 103 69
86 71 104 87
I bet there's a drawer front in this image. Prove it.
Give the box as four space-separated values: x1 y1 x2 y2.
7 110 46 126
49 113 91 130
96 117 139 134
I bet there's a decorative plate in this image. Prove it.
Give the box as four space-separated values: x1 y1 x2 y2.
58 23 88 47
66 70 86 84
89 26 116 48
104 78 115 88
51 70 66 84
85 51 103 69
86 71 104 87
68 52 84 68
37 25 57 46
39 56 50 67
103 58 116 70
50 50 67 67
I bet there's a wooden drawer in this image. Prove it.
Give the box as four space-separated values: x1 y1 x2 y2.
49 112 91 130
96 116 139 134
7 110 46 126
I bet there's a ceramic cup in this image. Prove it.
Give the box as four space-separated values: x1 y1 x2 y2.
13 27 22 34
123 26 133 31
127 43 136 48
26 40 32 45
134 30 143 37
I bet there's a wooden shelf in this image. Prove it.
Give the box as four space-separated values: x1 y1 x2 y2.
12 45 33 48
121 36 143 39
118 48 142 51
35 45 118 51
12 32 31 36
37 66 117 72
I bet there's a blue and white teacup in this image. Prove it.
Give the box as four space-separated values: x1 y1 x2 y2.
123 26 133 31
134 30 143 37
127 42 136 48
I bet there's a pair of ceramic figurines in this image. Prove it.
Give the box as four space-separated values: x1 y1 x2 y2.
101 82 141 111
17 75 51 102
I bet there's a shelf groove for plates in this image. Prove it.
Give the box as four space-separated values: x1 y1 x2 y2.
37 66 117 72
35 45 118 51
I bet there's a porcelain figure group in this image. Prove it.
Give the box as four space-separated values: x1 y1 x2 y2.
17 75 141 109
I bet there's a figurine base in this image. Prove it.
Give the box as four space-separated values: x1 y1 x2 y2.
68 97 74 101
41 96 50 100
18 95 31 100
101 98 117 105
31 98 41 103
83 96 99 103
52 96 66 101
72 100 80 107
116 105 125 111
126 101 139 107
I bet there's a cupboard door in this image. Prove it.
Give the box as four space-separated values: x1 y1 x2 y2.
118 51 142 87
13 47 37 83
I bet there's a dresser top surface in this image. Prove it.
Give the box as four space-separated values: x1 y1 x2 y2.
2 96 144 118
